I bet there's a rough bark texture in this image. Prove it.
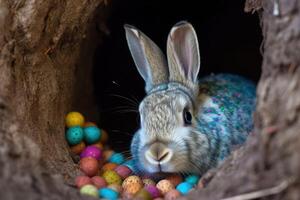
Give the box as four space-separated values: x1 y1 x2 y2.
0 0 109 180
184 0 300 199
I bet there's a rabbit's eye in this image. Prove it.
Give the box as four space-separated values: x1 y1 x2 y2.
183 108 192 125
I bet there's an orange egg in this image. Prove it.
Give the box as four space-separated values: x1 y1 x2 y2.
100 129 109 143
91 142 104 150
166 174 183 187
103 150 114 161
102 163 118 171
70 141 86 155
83 122 97 127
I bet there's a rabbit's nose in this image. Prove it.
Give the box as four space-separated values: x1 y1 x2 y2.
145 143 173 165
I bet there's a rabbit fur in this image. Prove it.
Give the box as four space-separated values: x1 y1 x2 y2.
124 21 256 175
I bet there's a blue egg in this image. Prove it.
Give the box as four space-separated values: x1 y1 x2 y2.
176 182 193 195
65 126 83 145
185 174 200 186
123 159 136 171
83 126 101 144
109 153 125 164
99 188 119 200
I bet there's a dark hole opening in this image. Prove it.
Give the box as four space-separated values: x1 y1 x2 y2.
93 0 262 153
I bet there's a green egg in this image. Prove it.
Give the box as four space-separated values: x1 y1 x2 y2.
80 184 98 198
65 126 84 145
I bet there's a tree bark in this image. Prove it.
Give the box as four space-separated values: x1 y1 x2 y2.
0 0 109 198
186 0 300 199
0 0 109 178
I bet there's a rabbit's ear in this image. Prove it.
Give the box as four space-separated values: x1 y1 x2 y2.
124 24 169 92
167 21 200 84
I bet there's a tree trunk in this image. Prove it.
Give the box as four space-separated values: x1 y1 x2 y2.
186 0 300 199
0 0 109 199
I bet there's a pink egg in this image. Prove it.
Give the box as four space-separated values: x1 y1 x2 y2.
164 189 181 200
80 146 102 160
91 176 107 189
75 175 92 188
80 157 99 177
144 185 161 198
114 165 132 179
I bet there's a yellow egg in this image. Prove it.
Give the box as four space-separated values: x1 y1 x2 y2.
142 178 156 186
122 175 143 195
102 170 122 185
156 179 174 195
65 112 85 127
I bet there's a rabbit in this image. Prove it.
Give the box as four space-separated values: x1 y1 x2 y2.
124 21 256 176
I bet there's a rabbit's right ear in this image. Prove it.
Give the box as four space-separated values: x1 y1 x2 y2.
167 21 200 84
124 24 169 92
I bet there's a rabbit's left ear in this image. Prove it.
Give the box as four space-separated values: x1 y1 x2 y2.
167 21 200 83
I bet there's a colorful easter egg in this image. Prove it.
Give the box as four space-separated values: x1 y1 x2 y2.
79 184 98 198
65 112 85 128
65 126 83 145
102 170 122 185
79 157 99 177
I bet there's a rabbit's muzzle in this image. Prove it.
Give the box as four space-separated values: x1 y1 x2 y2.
142 142 174 172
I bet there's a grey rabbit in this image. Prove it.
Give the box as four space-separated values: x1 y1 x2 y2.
124 21 256 175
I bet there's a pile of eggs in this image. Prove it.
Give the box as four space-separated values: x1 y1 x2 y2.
65 112 203 200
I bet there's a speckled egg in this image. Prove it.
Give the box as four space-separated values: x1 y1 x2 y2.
83 126 101 144
79 157 99 177
75 175 92 188
80 146 102 160
65 126 84 145
70 141 86 155
114 165 132 179
156 180 174 195
102 170 122 185
79 184 98 198
102 163 118 171
83 122 97 127
122 175 143 195
100 129 109 143
109 152 125 164
108 183 123 193
91 176 107 189
185 174 200 186
144 185 161 198
142 178 156 186
176 182 193 195
99 187 119 200
166 174 183 187
164 189 181 200
103 150 114 161
65 112 85 128
134 188 152 200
